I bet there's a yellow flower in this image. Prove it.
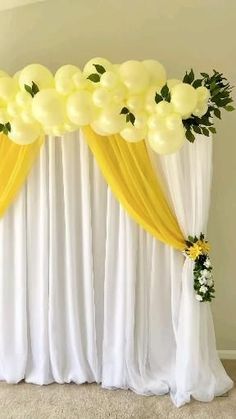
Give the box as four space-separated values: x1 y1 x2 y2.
186 243 202 260
197 240 210 254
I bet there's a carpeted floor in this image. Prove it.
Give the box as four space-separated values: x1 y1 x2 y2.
0 361 235 419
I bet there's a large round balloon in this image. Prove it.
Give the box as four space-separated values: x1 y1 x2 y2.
19 64 54 90
126 95 144 112
83 57 112 77
55 65 80 95
142 60 166 86
171 83 197 116
8 117 41 145
67 90 94 126
148 126 186 155
15 91 32 108
145 86 161 113
100 70 119 89
120 126 145 142
196 86 210 103
0 77 17 101
92 87 112 108
155 101 174 117
119 60 149 94
92 106 126 135
32 89 66 126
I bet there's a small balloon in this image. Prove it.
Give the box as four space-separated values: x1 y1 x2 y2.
165 113 183 130
171 83 197 116
32 89 66 126
192 102 208 117
83 57 112 77
67 90 93 126
196 86 210 103
15 91 32 108
148 114 164 130
92 87 112 108
19 64 54 90
155 101 174 117
7 101 21 117
142 60 166 86
100 70 119 89
126 95 144 112
92 106 125 135
119 60 149 94
148 126 186 155
145 86 161 113
8 118 41 145
55 65 80 95
73 72 89 89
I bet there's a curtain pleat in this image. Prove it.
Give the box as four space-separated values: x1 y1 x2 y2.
83 126 185 251
0 134 43 218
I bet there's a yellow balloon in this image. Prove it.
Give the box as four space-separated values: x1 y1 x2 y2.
155 101 174 117
7 101 21 117
92 107 125 135
55 65 80 95
126 95 144 112
13 71 21 83
120 126 145 142
19 64 54 90
0 108 9 124
167 79 182 90
119 60 149 94
51 125 66 136
83 57 112 77
142 60 166 86
148 126 186 155
165 113 183 130
196 86 210 103
21 109 35 124
147 114 164 130
92 87 112 108
145 86 161 113
73 72 90 89
67 90 93 126
134 112 148 129
32 89 66 126
112 83 127 104
8 117 41 145
91 119 108 136
171 83 197 116
193 102 208 118
15 91 32 108
100 70 119 89
0 77 17 101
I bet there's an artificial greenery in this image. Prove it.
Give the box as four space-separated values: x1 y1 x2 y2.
155 83 171 104
0 122 11 135
182 69 234 142
87 64 106 83
185 233 215 302
120 106 135 125
24 81 39 98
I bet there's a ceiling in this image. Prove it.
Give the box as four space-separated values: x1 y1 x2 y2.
0 0 47 12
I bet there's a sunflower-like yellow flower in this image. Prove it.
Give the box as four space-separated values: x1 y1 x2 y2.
197 240 211 254
186 243 202 260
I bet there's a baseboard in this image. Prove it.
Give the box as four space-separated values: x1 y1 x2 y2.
218 350 236 360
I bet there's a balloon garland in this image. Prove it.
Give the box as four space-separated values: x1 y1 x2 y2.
0 59 234 154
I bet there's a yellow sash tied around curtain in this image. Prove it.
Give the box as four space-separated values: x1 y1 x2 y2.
83 126 185 251
0 134 43 217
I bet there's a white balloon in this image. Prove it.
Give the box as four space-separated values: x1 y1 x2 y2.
171 83 197 116
143 60 167 86
119 60 149 94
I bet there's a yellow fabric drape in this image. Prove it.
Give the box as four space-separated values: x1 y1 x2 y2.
0 134 43 217
83 126 185 251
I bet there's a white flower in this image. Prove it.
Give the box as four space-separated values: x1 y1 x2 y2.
199 277 207 285
204 258 212 269
201 269 211 279
200 285 208 294
196 294 203 302
207 278 214 287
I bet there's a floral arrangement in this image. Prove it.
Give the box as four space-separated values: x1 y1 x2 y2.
184 233 214 302
0 59 233 156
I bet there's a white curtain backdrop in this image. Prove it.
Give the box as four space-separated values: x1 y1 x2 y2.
0 131 233 407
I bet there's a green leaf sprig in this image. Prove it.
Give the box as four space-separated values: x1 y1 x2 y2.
0 122 11 135
24 81 39 98
87 64 106 83
155 83 171 104
182 69 234 142
120 106 135 125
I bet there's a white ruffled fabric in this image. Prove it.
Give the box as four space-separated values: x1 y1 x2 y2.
0 131 233 406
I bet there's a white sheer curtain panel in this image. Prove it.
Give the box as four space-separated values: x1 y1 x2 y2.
0 131 233 407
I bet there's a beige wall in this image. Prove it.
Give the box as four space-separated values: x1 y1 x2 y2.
1 0 235 349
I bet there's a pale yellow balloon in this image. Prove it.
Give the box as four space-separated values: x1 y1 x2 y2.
145 86 161 113
13 71 21 83
21 109 35 124
0 108 9 124
91 119 107 136
92 107 125 135
167 79 182 90
155 101 174 117
67 90 93 126
15 91 32 108
196 86 210 103
32 89 66 126
51 125 66 136
19 64 54 90
112 83 127 104
120 126 146 142
83 57 112 77
55 65 80 95
8 117 41 145
192 102 208 117
7 101 21 117
134 112 148 129
142 60 166 86
119 60 149 94
73 72 90 89
148 126 186 155
171 83 197 116
165 113 183 130
100 70 119 89
126 95 144 112
147 114 165 130
0 77 17 101
92 87 112 108
63 121 78 132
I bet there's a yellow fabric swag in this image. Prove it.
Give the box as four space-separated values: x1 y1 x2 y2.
83 126 185 251
0 134 43 217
